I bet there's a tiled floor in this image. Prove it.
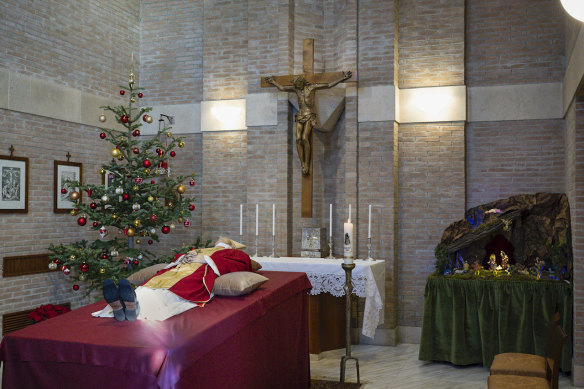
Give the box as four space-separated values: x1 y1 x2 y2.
310 344 576 389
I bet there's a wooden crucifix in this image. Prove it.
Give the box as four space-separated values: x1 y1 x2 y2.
262 39 352 218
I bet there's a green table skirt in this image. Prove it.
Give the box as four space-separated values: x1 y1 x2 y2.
418 276 573 372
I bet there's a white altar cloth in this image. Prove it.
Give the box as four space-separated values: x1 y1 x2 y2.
253 257 385 338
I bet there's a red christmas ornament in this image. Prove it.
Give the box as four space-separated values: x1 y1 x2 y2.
120 115 129 123
80 262 89 272
134 177 142 184
120 90 125 95
189 204 195 211
142 159 152 168
54 259 61 265
73 284 80 291
150 214 158 222
122 193 130 201
90 202 97 210
99 132 106 139
142 114 149 121
133 147 140 154
161 225 170 234
87 189 93 197
133 129 141 137
100 253 108 259
156 148 162 155
77 217 87 226
138 92 143 98
63 268 71 275
132 259 139 266
189 179 196 186
61 265 68 272
61 188 67 194
92 221 99 228
162 161 168 169
184 220 191 227
170 151 176 157
151 180 156 184
148 239 153 245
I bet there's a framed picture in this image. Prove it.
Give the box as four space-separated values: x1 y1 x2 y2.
54 160 82 213
0 155 28 213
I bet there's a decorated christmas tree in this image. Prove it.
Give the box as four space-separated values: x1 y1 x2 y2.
48 59 197 294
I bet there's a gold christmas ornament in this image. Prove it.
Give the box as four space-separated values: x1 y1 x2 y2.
144 168 151 174
178 217 183 223
176 185 186 194
118 154 125 161
178 140 185 148
135 239 142 245
130 97 137 103
111 213 118 219
70 209 78 216
111 148 121 158
70 255 77 261
79 273 88 281
127 227 136 237
99 168 106 175
170 224 176 229
99 268 106 274
101 194 109 202
146 115 154 124
99 114 107 123
133 185 140 192
147 196 154 202
69 191 80 201
133 219 141 227
166 132 172 137
168 201 174 207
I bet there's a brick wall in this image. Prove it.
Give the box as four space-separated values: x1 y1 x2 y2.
398 0 465 88
0 109 112 335
247 0 280 94
140 0 204 105
201 131 248 243
398 123 466 327
466 120 565 209
357 0 394 87
203 0 248 100
0 0 140 99
567 97 584 375
466 0 564 87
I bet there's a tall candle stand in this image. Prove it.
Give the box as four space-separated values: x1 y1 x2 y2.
269 235 278 257
367 237 374 260
340 262 360 385
240 234 244 249
326 240 335 259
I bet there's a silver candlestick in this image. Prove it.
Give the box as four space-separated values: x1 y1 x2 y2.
367 237 373 260
270 235 278 257
326 240 335 259
254 234 258 257
340 262 360 385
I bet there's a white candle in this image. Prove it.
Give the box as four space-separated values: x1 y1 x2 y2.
240 204 243 235
329 204 333 237
255 204 259 236
368 204 372 238
349 204 352 223
343 221 354 264
272 203 275 236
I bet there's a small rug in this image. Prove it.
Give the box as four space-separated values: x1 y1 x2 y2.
310 379 361 388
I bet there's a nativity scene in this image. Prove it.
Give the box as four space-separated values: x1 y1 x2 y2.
0 0 583 388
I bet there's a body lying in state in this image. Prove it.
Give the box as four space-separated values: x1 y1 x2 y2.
94 238 260 321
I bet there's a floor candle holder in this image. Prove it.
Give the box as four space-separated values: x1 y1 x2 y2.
340 262 360 385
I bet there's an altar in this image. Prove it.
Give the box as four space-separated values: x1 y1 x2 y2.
254 257 385 354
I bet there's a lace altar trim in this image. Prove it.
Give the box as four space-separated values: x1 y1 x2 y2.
305 272 369 298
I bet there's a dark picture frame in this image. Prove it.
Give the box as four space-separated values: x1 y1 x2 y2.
0 155 29 213
54 160 82 213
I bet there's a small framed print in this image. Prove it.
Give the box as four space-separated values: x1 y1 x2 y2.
0 156 28 213
54 160 82 213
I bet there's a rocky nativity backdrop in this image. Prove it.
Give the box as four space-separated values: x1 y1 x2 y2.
2 0 584 383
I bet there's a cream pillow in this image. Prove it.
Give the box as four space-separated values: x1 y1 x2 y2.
212 272 268 296
127 263 169 285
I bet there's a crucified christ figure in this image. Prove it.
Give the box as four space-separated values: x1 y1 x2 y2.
265 71 352 176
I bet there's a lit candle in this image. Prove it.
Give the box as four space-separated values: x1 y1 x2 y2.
329 204 333 237
240 204 243 235
368 204 372 239
272 203 275 236
255 204 259 236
